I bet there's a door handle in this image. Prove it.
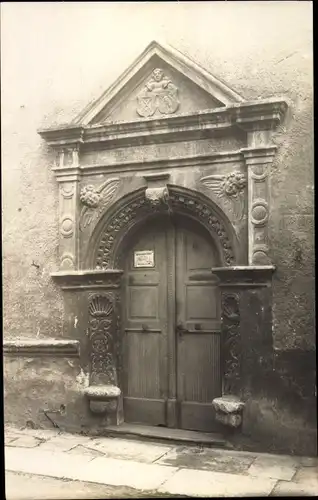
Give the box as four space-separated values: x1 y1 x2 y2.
176 322 188 336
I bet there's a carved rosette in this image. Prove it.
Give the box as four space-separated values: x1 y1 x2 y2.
242 147 277 265
88 293 117 386
94 189 235 269
222 292 241 394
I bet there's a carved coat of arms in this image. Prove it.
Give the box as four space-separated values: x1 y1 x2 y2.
136 68 180 118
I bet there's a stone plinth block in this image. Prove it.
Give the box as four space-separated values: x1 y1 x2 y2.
212 395 245 428
84 385 121 415
215 412 242 428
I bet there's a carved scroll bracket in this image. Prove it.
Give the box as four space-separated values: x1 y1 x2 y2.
242 146 277 266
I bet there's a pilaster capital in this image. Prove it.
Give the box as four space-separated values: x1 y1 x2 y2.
52 166 82 183
241 146 278 165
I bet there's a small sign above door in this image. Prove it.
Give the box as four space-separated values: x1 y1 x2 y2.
134 250 155 268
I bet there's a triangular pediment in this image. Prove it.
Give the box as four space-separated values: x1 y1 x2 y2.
73 41 244 126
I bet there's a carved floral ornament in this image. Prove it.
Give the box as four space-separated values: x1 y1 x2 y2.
93 188 236 270
222 292 241 395
88 293 117 386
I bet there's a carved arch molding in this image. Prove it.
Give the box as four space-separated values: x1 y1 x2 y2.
89 185 238 270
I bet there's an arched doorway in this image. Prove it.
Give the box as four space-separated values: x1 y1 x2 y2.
119 213 222 432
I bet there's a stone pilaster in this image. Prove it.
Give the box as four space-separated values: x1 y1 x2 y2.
51 270 124 425
211 266 275 398
53 146 81 270
242 146 277 265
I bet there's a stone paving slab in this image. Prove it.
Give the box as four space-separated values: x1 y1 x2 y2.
155 445 255 474
77 456 179 490
79 437 173 463
5 427 318 498
38 434 97 452
158 468 277 497
292 466 318 485
6 435 44 448
5 445 178 492
5 447 95 479
270 480 318 497
296 456 318 467
247 454 298 481
6 427 60 440
5 470 179 500
67 445 106 459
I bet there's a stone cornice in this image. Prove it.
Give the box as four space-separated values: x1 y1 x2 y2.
51 269 124 290
235 100 287 132
3 339 80 357
189 266 275 286
211 265 276 285
38 99 287 150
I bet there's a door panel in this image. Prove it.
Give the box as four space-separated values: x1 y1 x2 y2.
123 223 168 425
123 218 222 431
175 226 222 432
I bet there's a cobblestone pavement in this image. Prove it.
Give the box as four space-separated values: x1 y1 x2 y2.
5 426 318 498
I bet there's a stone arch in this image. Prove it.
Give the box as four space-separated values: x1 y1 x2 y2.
87 185 239 270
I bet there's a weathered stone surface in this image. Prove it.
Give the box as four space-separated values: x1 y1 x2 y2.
247 455 297 481
292 466 318 485
5 471 167 500
6 435 43 448
5 446 95 478
156 446 255 474
4 357 90 432
80 437 173 463
215 412 242 428
38 434 95 452
271 480 318 497
158 468 277 497
212 396 245 414
84 385 121 400
67 445 105 458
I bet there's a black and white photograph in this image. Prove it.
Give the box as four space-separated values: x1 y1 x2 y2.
2 1 315 498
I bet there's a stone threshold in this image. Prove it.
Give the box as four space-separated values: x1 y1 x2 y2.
101 423 231 448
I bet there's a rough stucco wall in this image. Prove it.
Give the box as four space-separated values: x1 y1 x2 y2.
2 3 313 346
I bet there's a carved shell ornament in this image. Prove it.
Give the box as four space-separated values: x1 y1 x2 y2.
89 295 113 318
200 171 247 221
79 178 120 230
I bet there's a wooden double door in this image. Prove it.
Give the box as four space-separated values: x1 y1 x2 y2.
122 216 222 432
